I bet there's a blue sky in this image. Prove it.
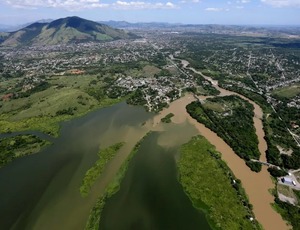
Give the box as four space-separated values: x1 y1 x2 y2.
0 0 299 25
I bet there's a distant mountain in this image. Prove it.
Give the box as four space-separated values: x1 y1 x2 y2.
36 19 54 24
0 24 13 32
1 16 138 47
99 21 300 38
99 21 133 28
0 20 53 32
100 20 181 29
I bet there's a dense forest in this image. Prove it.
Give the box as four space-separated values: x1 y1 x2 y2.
217 81 300 170
186 95 261 172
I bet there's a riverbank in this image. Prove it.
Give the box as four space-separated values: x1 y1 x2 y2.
152 91 288 230
175 57 289 229
0 97 123 137
0 64 288 230
0 134 50 168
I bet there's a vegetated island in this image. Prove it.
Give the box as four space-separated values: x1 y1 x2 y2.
186 95 262 172
161 113 174 123
178 135 262 230
0 134 50 168
80 142 125 197
218 85 300 228
84 132 151 230
219 81 300 169
177 33 300 229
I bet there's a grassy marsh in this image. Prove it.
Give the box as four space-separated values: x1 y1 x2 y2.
178 135 262 230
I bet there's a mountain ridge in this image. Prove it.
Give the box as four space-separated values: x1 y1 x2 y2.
0 16 138 47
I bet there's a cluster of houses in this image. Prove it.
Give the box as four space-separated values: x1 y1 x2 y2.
112 75 185 111
0 40 159 78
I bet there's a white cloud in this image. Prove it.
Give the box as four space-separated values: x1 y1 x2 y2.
205 7 224 11
4 0 109 10
180 0 200 3
113 1 178 9
261 0 300 7
236 0 250 3
166 2 175 7
4 0 177 10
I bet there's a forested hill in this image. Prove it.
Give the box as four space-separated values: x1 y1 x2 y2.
1 16 138 47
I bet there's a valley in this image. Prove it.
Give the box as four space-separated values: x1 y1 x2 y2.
1 17 300 230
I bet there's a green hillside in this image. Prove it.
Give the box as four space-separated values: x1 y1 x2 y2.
1 16 138 46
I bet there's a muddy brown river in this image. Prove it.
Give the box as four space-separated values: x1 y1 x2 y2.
177 59 288 230
162 94 288 230
0 59 289 230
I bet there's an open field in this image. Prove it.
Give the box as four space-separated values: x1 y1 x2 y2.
1 75 100 119
277 184 297 201
142 65 161 78
202 101 224 113
272 84 300 99
0 74 122 136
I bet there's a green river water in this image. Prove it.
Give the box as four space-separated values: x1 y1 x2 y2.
0 102 211 230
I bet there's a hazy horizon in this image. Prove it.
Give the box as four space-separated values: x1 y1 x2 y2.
0 0 300 26
1 16 300 28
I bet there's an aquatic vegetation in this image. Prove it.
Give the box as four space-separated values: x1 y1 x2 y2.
80 142 125 197
178 135 262 230
84 132 151 230
0 134 50 168
161 113 174 123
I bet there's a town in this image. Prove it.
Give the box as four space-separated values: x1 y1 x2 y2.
1 28 300 230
